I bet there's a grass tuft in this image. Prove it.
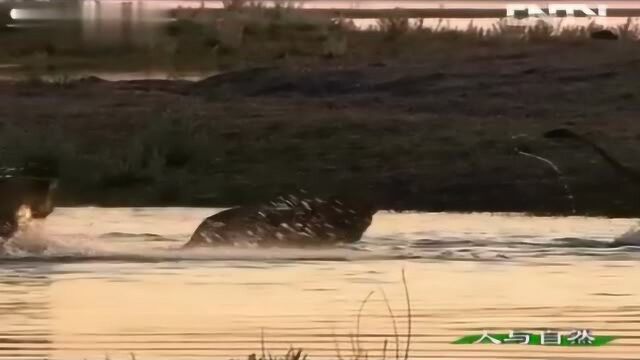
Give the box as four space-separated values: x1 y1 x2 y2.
355 290 374 358
401 269 411 360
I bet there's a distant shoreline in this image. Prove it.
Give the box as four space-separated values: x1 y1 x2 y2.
2 7 640 217
194 7 640 19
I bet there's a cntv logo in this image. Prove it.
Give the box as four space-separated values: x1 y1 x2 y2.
506 4 608 17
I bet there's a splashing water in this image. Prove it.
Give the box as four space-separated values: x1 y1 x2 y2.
15 204 32 227
0 217 403 261
1 208 640 360
0 205 36 254
1 208 638 264
613 223 640 246
516 148 577 215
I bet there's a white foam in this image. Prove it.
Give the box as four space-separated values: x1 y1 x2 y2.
613 223 640 246
0 224 404 262
2 209 639 262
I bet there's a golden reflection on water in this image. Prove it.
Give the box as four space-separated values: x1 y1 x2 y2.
46 261 640 359
0 209 639 360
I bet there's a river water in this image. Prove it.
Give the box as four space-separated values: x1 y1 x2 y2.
1 208 640 360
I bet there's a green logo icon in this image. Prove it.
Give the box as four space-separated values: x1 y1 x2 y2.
454 330 616 346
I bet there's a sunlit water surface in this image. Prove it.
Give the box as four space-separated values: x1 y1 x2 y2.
1 208 640 360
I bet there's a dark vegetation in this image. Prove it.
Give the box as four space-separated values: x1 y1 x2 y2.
1 5 640 216
1 3 638 76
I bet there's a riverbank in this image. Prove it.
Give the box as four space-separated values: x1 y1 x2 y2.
2 3 640 76
1 40 640 216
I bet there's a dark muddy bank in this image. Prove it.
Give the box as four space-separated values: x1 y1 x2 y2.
1 42 640 217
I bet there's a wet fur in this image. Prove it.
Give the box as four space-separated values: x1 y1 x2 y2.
184 195 376 247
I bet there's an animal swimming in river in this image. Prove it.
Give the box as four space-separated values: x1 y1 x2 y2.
184 193 376 248
539 128 640 247
543 128 640 182
0 160 58 242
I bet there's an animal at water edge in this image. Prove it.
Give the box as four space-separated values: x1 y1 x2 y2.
0 161 58 242
184 194 377 248
542 128 640 247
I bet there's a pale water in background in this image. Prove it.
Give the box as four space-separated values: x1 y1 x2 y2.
8 0 640 40
1 208 640 360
